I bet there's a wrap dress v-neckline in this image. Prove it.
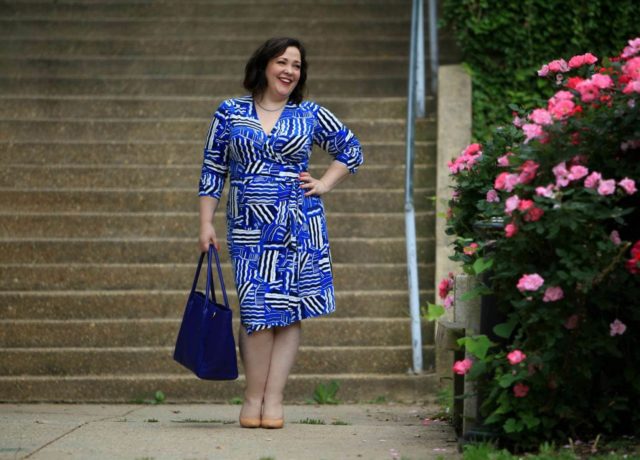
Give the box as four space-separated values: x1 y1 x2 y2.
198 96 364 334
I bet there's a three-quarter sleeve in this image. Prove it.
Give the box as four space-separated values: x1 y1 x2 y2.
312 105 364 174
198 99 232 199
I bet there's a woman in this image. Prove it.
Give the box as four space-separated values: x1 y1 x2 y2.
198 37 363 429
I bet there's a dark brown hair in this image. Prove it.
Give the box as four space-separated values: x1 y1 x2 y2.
243 37 307 104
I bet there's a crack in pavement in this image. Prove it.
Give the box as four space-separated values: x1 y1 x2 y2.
21 406 146 459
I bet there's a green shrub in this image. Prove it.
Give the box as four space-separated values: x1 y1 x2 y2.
434 39 640 447
442 0 640 139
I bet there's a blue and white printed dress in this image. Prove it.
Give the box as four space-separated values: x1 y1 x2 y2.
199 96 363 335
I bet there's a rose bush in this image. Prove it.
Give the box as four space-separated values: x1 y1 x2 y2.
436 38 640 447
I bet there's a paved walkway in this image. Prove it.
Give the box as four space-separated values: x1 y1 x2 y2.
0 403 460 460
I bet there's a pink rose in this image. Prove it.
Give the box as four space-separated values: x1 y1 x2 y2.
590 73 613 89
523 206 544 222
497 152 513 167
505 223 518 238
568 165 589 181
507 350 527 365
584 171 602 189
553 162 571 188
505 195 521 215
610 230 622 246
529 108 553 125
518 160 539 185
535 184 555 198
513 383 530 398
517 273 544 292
452 358 473 375
517 199 534 212
610 319 627 337
548 98 577 120
537 64 550 77
576 80 600 103
619 178 637 195
597 179 616 196
438 275 454 299
622 57 640 80
512 115 525 128
464 243 479 255
547 59 569 73
568 52 598 68
494 172 519 192
443 294 454 310
486 189 500 203
522 123 544 143
621 38 640 59
623 80 640 95
543 286 564 302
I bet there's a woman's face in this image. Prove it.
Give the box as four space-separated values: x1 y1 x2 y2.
264 46 301 100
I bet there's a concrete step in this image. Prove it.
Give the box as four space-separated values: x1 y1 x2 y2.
0 188 436 213
0 262 435 292
0 76 411 98
0 118 436 143
0 37 420 57
0 289 433 320
0 18 411 39
0 164 435 190
0 96 436 119
0 237 434 264
0 345 434 376
0 56 413 78
0 318 434 347
0 3 412 20
0 141 436 166
0 211 435 239
0 373 439 403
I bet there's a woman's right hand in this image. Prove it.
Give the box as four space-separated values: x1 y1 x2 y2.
199 222 219 253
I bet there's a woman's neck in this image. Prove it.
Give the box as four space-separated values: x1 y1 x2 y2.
256 90 288 107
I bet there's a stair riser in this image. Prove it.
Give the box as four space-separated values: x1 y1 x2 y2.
0 165 435 190
0 290 432 320
0 78 411 97
0 346 434 375
0 119 435 142
0 239 434 264
0 264 435 292
0 189 436 213
0 4 411 20
0 58 412 79
0 97 437 119
0 374 439 404
0 20 411 38
0 319 435 347
0 142 436 166
0 212 435 239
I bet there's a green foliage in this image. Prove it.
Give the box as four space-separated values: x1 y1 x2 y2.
228 396 243 405
444 41 640 448
297 418 326 425
442 0 640 139
312 380 340 405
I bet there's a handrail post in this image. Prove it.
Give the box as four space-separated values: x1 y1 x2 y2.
405 0 423 374
416 0 425 117
428 0 438 94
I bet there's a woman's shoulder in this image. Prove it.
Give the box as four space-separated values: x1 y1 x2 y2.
215 96 252 115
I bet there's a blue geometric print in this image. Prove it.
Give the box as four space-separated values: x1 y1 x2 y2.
199 96 363 334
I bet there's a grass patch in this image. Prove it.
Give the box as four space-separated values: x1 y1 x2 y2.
331 420 351 426
170 418 235 424
312 381 340 405
463 441 640 459
228 396 243 405
129 390 166 405
368 395 388 404
144 418 158 423
296 418 326 425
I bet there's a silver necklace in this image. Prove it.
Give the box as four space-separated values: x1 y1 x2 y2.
255 99 287 112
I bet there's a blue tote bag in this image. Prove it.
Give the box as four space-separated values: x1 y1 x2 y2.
173 246 238 380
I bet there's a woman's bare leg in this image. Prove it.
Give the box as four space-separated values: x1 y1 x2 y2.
262 321 302 420
238 327 274 421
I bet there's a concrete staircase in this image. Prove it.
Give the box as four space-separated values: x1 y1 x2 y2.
0 0 457 403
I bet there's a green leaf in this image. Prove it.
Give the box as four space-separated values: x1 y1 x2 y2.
425 303 446 321
493 320 517 339
472 257 494 275
457 335 493 360
459 285 492 302
498 373 519 388
520 413 540 429
467 359 487 379
503 418 524 433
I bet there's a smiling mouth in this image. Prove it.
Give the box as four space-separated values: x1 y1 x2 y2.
279 77 293 85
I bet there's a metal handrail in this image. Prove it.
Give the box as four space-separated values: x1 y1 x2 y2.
405 0 438 374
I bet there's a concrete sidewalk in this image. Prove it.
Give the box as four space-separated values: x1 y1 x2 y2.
0 403 460 460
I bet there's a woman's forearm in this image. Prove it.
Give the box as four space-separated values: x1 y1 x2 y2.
319 160 350 192
199 195 220 224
